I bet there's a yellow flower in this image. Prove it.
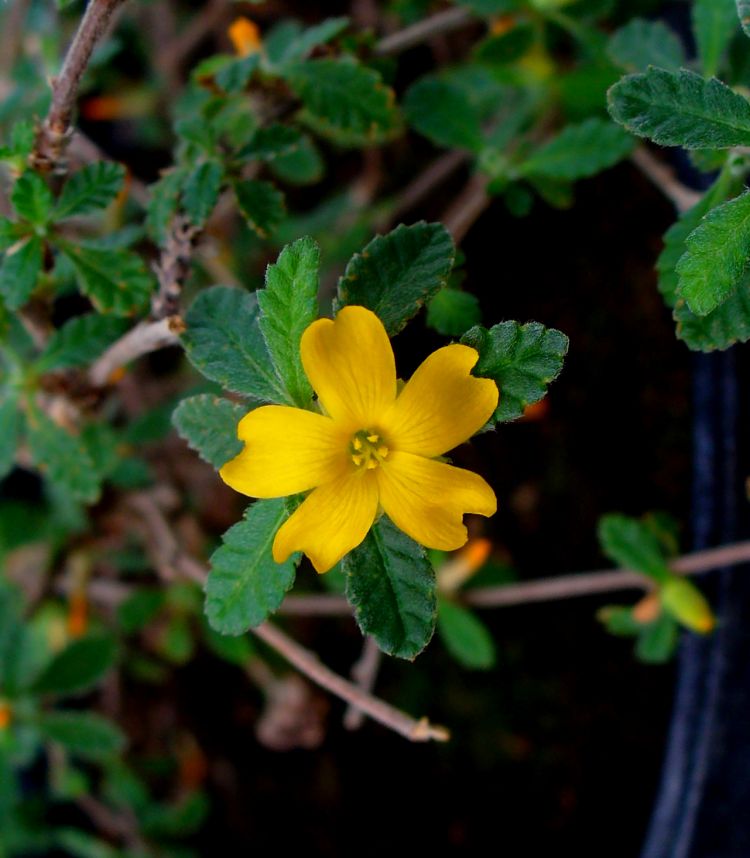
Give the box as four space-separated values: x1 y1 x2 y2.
220 306 498 573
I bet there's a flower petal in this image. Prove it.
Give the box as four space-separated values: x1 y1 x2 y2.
273 472 379 573
300 305 397 430
376 451 496 551
219 405 348 498
380 344 498 457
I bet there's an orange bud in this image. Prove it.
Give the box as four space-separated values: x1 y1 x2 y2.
490 15 516 36
0 701 11 730
228 17 262 58
67 592 88 639
521 399 549 422
632 591 660 625
438 538 492 592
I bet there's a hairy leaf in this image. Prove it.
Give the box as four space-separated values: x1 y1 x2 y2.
182 160 223 227
36 315 130 371
404 78 483 152
234 179 285 239
172 394 245 468
55 162 126 220
607 18 685 72
0 235 42 309
693 0 737 77
437 598 495 669
11 172 53 226
597 514 670 581
426 289 481 336
674 281 750 351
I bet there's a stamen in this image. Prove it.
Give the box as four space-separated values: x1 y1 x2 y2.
377 445 389 457
352 437 363 451
365 459 378 470
366 434 379 443
352 454 364 466
349 428 390 470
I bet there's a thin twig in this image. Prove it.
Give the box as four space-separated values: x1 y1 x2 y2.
630 146 703 214
152 216 200 320
383 150 468 228
252 621 449 742
30 0 128 173
158 0 228 82
343 636 382 731
375 6 473 55
441 173 491 244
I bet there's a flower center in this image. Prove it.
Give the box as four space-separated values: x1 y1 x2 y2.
349 429 389 470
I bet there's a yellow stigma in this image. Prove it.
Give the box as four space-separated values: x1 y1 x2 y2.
350 429 389 470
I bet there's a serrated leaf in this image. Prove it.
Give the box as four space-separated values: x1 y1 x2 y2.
597 514 670 581
0 393 21 480
32 634 117 696
343 516 436 660
11 172 53 226
674 282 750 350
233 179 285 239
172 394 245 468
0 235 43 310
404 78 483 152
336 222 455 336
266 17 350 68
739 0 750 38
608 67 750 149
257 236 319 407
607 18 686 72
58 242 155 316
205 498 298 634
636 613 679 663
182 160 223 227
286 58 399 146
36 314 130 372
437 598 495 669
461 321 568 423
693 0 737 78
38 711 125 760
426 289 481 336
55 162 126 220
676 190 750 315
27 409 101 503
519 118 634 181
238 124 303 161
182 286 291 403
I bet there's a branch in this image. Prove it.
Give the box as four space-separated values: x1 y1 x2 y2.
375 6 473 55
251 621 449 743
383 150 468 228
151 216 200 320
441 173 491 244
630 146 703 214
343 636 382 731
30 0 128 173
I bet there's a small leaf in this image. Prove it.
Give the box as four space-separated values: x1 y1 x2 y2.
607 18 686 72
519 119 634 181
270 134 324 186
473 24 534 66
343 516 436 660
0 235 43 310
336 222 455 336
205 498 298 634
172 394 245 468
266 17 350 68
0 393 20 480
597 514 670 581
11 172 53 226
426 289 481 337
182 286 291 403
38 711 125 760
286 58 399 146
404 78 484 152
55 162 126 220
238 125 304 161
693 0 737 78
661 577 715 634
437 598 495 669
58 242 155 316
36 315 130 372
636 613 679 663
676 190 750 315
146 168 186 245
461 321 568 423
674 281 750 351
597 605 641 637
257 236 319 407
182 160 223 227
32 634 117 696
739 0 750 38
233 179 285 239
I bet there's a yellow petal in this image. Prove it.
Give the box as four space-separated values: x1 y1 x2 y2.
376 451 496 551
219 405 348 498
273 472 379 573
300 306 397 431
380 344 498 457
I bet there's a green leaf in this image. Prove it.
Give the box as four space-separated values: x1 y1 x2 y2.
674 280 750 351
11 172 53 226
266 17 350 68
597 605 641 637
461 321 568 423
519 119 634 181
172 394 245 468
343 516 436 660
257 236 319 408
55 162 126 220
693 0 737 78
32 634 117 696
739 0 750 38
238 125 303 161
607 18 686 72
58 242 155 316
0 235 43 310
27 409 101 503
661 577 715 633
0 393 20 480
597 514 670 581
38 711 125 760
233 179 285 239
286 58 399 146
36 315 130 372
636 613 679 664
205 498 298 634
403 78 483 152
607 67 750 149
676 190 750 315
54 828 120 858
426 289 481 337
270 134 324 186
336 222 455 336
473 24 534 66
146 168 186 245
437 598 495 669
182 286 290 403
182 160 223 227
456 0 520 13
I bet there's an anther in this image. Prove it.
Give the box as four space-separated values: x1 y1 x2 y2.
366 434 379 443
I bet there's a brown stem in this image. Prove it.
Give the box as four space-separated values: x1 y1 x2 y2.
30 0 128 174
630 146 702 214
375 6 474 55
383 150 468 228
152 216 200 320
252 622 449 742
343 636 382 731
441 174 491 244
